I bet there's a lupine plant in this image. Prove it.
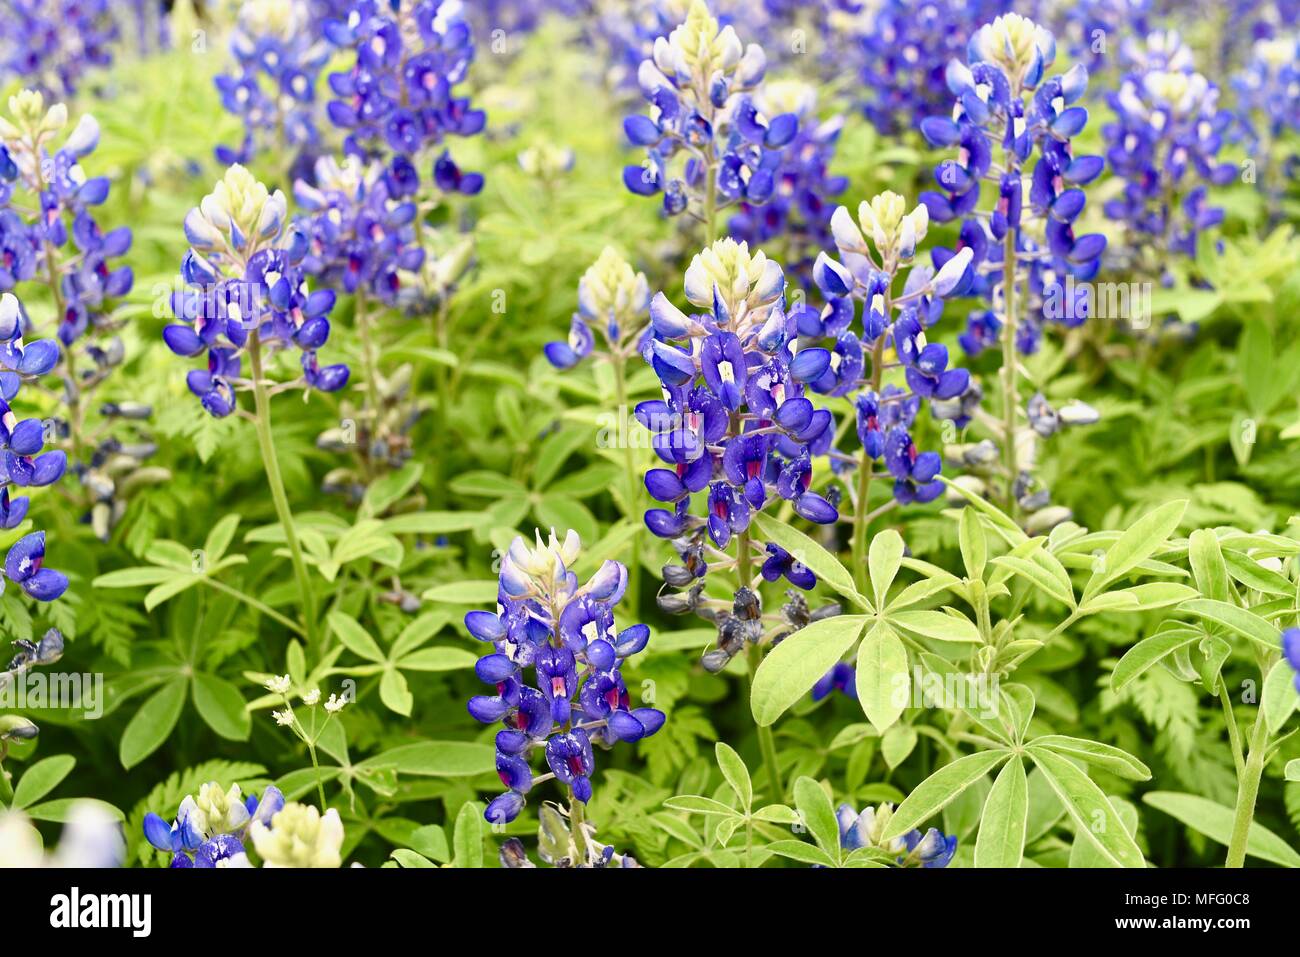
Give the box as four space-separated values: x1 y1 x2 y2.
213 0 333 170
0 90 156 541
162 164 349 647
919 13 1108 525
1 0 1299 881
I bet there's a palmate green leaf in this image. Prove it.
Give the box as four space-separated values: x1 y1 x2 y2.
887 609 981 644
880 724 918 769
957 505 987 581
1027 747 1145 868
380 668 414 716
144 574 203 612
328 611 385 663
1188 528 1230 602
1079 582 1199 615
452 801 485 869
793 776 841 865
940 478 1027 547
991 553 1075 608
1178 598 1280 651
1221 549 1295 597
881 750 1010 841
120 679 187 769
715 743 752 812
1069 796 1139 869
856 621 909 733
1111 627 1202 692
750 614 869 727
192 673 251 741
868 529 904 609
398 647 478 672
357 741 494 777
380 511 489 536
203 513 241 564
1262 659 1299 735
422 580 500 604
751 512 869 609
974 755 1028 868
1143 792 1300 867
663 795 742 817
1029 735 1151 781
767 839 836 867
360 462 424 518
12 755 76 809
92 566 182 588
1084 499 1187 599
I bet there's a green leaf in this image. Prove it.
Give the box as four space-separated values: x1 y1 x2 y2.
766 839 836 867
421 580 500 604
1262 659 1299 735
203 513 241 564
1178 599 1280 651
881 750 1010 841
855 621 909 733
1111 628 1202 692
1188 529 1230 603
361 462 424 517
25 798 123 824
92 566 181 588
120 679 187 769
1286 760 1300 782
381 511 488 536
144 574 202 611
1086 499 1186 597
974 756 1028 868
12 755 76 809
663 795 742 817
452 801 485 869
380 668 414 716
398 647 478 672
1143 791 1300 867
868 529 905 609
1221 549 1295 597
958 505 987 580
358 741 493 777
328 611 385 663
1028 747 1145 868
991 554 1074 608
1029 735 1151 781
793 776 840 864
880 724 918 770
191 673 251 741
408 824 450 863
1080 582 1198 614
887 609 981 644
752 512 869 609
1069 796 1139 869
715 742 752 811
750 614 868 726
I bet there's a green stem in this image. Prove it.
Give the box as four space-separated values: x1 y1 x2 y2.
1000 228 1019 515
747 644 783 801
354 289 382 434
851 328 887 593
248 333 318 649
1225 707 1270 868
569 796 591 864
202 577 304 636
737 528 781 799
307 740 328 810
